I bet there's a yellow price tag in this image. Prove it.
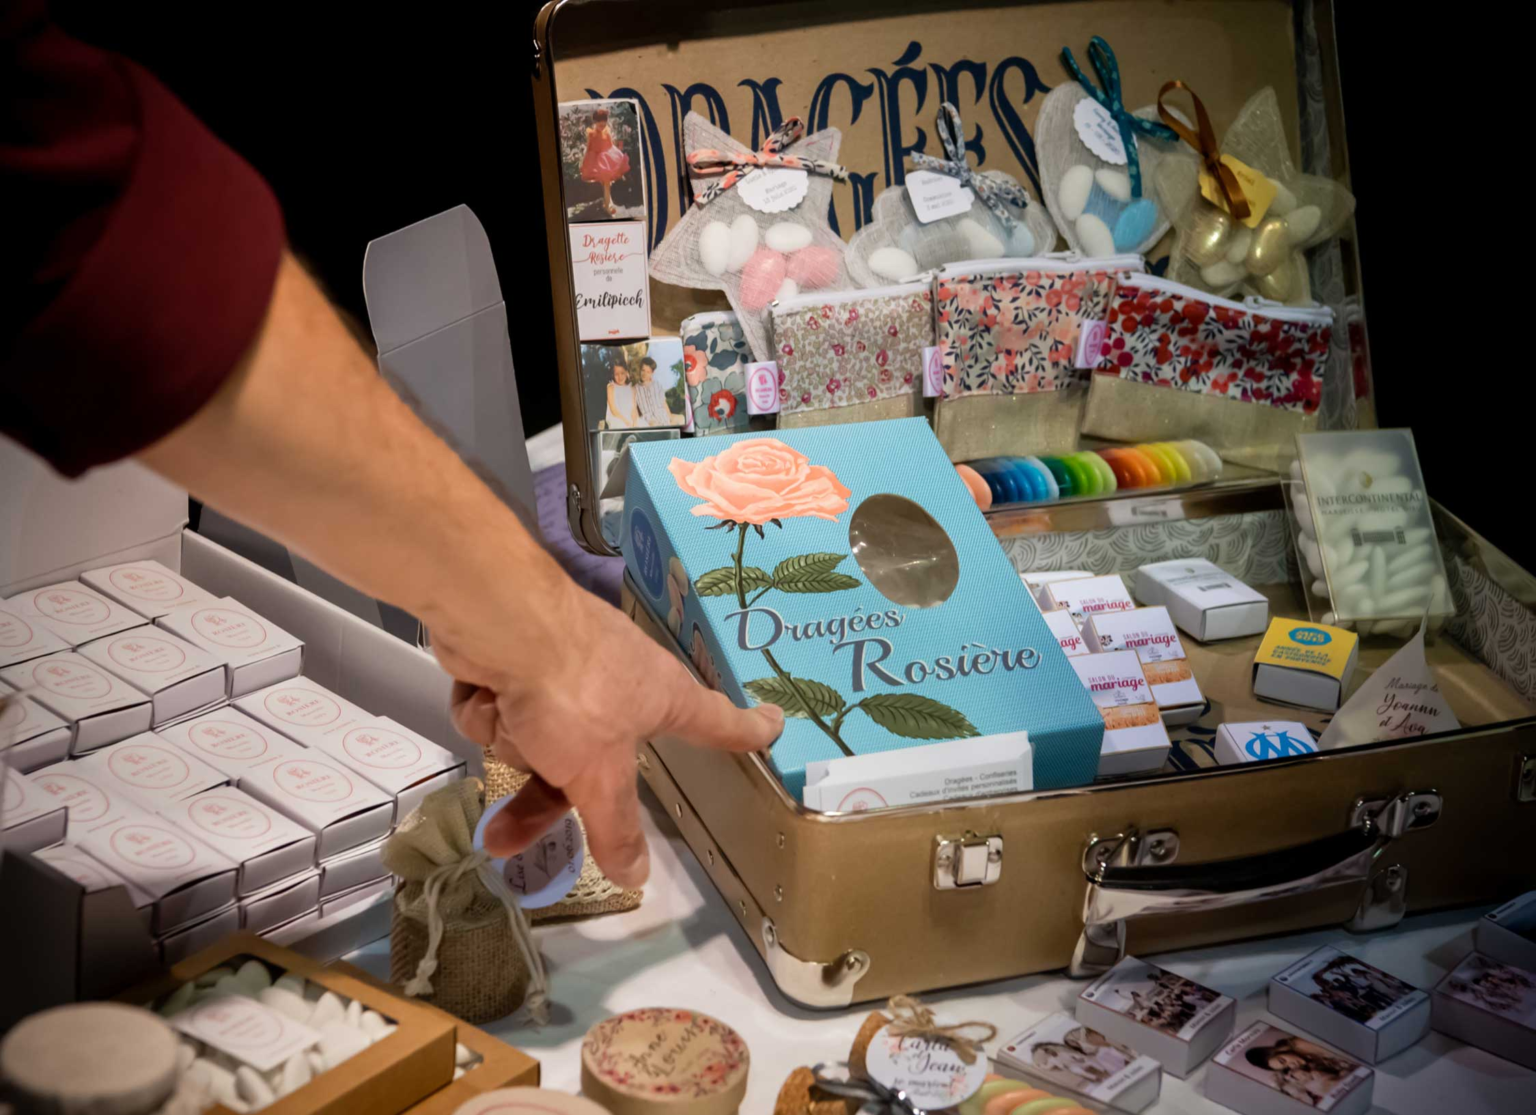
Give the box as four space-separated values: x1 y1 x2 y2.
1198 154 1276 228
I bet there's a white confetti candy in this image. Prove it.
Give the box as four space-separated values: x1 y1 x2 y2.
360 1011 389 1038
274 974 307 998
236 1066 275 1109
764 222 812 253
159 981 196 1017
195 967 234 988
258 986 311 1025
1059 164 1094 221
1074 213 1116 256
1094 167 1131 202
957 216 1004 259
279 1053 312 1097
344 999 362 1029
453 1067 466 1081
698 221 731 276
867 246 920 282
213 975 250 1000
309 991 345 1029
455 1043 474 1066
319 1022 371 1069
234 959 272 994
727 215 760 270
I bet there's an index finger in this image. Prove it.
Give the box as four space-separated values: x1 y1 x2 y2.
565 761 649 889
658 675 784 754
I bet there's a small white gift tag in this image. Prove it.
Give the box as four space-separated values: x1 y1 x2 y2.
170 995 320 1072
1075 319 1108 368
1074 98 1127 164
744 362 783 415
474 799 584 909
905 170 974 224
864 1024 988 1109
1318 614 1459 749
921 346 946 398
735 167 808 213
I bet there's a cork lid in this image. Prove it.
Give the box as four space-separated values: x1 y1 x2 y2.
0 1003 179 1115
580 1008 749 1115
454 1088 613 1115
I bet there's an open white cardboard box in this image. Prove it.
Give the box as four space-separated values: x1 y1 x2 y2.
0 206 528 1027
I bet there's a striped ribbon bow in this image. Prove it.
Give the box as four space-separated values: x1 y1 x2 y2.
1061 36 1179 198
909 103 1031 233
686 116 847 207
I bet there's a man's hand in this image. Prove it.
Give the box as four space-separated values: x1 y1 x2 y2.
432 581 782 888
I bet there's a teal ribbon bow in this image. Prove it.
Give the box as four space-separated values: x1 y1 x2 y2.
909 102 1032 233
1061 36 1178 198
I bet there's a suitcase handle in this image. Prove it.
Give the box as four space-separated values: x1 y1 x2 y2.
1068 790 1441 977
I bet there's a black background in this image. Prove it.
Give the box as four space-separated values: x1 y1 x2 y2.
49 2 1523 566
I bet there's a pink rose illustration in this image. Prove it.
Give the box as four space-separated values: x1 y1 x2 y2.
668 438 851 524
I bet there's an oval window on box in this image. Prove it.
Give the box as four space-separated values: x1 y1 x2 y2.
848 495 960 608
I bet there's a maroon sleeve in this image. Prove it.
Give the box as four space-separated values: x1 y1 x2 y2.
1 0 285 476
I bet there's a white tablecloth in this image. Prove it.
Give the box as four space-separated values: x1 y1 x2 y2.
348 781 1534 1114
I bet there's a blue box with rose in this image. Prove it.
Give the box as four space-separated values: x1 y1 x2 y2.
622 419 1104 801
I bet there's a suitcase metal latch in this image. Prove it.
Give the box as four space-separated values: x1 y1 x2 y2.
934 832 1002 889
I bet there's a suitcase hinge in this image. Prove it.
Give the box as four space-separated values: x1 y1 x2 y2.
760 918 870 1009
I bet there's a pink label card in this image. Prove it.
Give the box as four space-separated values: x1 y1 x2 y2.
744 362 783 415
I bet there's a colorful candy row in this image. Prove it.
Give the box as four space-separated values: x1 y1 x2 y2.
958 1074 1096 1115
966 440 1222 506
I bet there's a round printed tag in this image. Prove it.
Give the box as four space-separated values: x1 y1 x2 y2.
473 797 584 910
863 1024 987 1110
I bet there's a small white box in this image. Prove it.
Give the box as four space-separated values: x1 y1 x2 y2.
0 604 69 667
1069 651 1169 778
75 813 238 933
157 903 241 965
4 581 147 647
321 876 394 917
26 760 154 839
319 837 389 898
1021 570 1092 611
1 766 68 854
78 734 229 811
34 842 154 914
1044 574 1137 627
158 786 316 896
1214 721 1319 765
1 652 152 754
240 870 320 934
239 745 394 859
1269 946 1430 1064
1133 558 1269 642
1042 610 1090 657
157 707 305 785
1083 607 1203 724
802 732 1032 813
80 560 216 620
996 1010 1162 1113
310 716 464 823
157 597 303 698
1431 952 1536 1069
1076 956 1236 1078
234 675 371 750
1476 892 1536 973
77 629 226 727
1 682 73 772
1207 1022 1373 1115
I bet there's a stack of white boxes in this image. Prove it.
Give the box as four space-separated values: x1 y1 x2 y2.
5 560 463 961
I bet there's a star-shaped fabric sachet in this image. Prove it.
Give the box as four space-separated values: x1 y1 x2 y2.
1156 86 1356 305
650 111 851 365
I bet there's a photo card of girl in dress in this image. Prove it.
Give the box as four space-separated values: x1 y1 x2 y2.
559 99 646 222
582 338 687 432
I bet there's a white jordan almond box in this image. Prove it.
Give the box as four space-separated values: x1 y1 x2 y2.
157 708 304 785
1042 609 1091 657
157 597 303 698
0 604 69 668
0 652 152 754
1043 574 1137 627
318 837 388 897
238 746 393 859
310 716 464 823
234 676 371 751
240 870 321 934
80 560 216 620
1070 650 1170 778
33 842 154 916
77 734 228 811
4 581 146 647
1 766 67 855
1082 606 1204 725
1 682 72 772
1021 570 1092 611
77 629 225 727
26 760 154 840
75 813 238 933
158 786 315 895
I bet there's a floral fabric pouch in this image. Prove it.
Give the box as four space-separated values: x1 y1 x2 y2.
1081 271 1334 469
679 311 756 436
771 284 931 429
931 255 1142 460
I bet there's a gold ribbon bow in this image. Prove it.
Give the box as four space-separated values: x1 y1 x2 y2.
1157 80 1250 223
884 995 998 1066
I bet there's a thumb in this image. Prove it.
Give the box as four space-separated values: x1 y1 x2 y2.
659 672 784 754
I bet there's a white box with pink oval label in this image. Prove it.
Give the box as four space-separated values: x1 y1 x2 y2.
3 582 146 648
76 734 228 812
0 681 72 772
74 813 238 933
80 560 215 620
156 707 303 784
0 651 151 754
232 675 371 750
77 629 225 727
157 596 303 698
309 716 465 823
0 604 68 668
237 743 394 859
26 760 153 840
157 785 316 895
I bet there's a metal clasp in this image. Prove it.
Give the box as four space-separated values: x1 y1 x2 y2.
934 832 1003 889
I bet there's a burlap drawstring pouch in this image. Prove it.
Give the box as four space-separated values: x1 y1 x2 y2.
482 748 643 921
384 778 550 1025
649 112 850 364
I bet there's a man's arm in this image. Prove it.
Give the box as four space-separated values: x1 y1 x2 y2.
140 252 782 886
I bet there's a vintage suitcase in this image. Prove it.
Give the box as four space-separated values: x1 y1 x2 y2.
531 0 1536 1006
